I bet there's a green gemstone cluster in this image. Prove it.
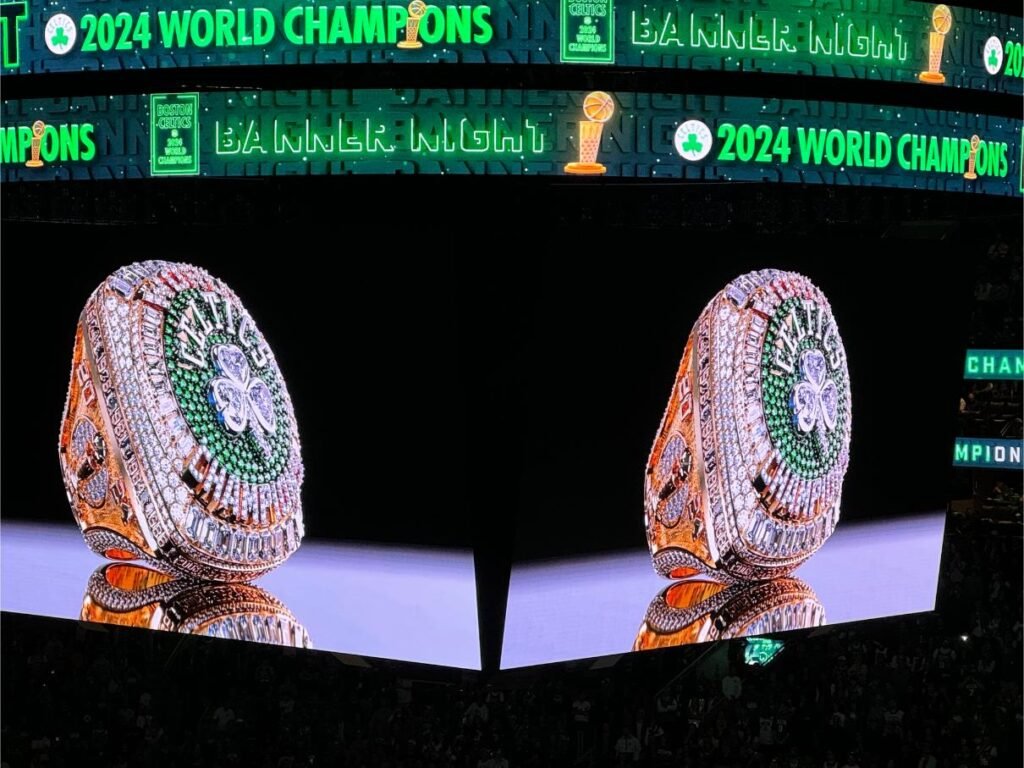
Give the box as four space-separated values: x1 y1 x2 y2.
760 298 849 479
164 289 289 484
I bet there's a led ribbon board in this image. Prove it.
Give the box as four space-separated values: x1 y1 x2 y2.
953 438 1023 469
0 1 1020 95
963 349 1024 379
1 89 1020 195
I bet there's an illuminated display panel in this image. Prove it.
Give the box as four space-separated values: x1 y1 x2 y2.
963 348 1024 378
952 437 1023 468
498 257 960 669
2 89 1021 195
0 1 1020 95
0 257 483 669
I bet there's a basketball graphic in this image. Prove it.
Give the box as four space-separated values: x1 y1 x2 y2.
582 92 615 124
931 4 953 34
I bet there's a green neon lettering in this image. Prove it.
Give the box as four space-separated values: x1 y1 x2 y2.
132 12 153 49
797 128 827 164
158 10 191 47
911 135 926 171
977 141 989 176
332 7 353 44
896 134 912 171
80 124 97 161
353 6 385 44
966 355 979 374
824 129 845 166
954 443 969 462
925 136 939 172
214 9 237 47
940 137 957 174
386 6 404 44
59 124 78 161
39 125 59 162
283 7 303 45
0 125 18 162
630 9 907 64
307 5 328 45
253 9 274 45
846 130 863 167
873 133 891 168
472 6 493 44
17 124 31 158
995 142 1008 178
0 0 27 69
447 6 471 44
420 6 444 44
958 138 971 173
191 9 214 47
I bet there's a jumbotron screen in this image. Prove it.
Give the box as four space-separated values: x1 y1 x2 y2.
1 1 1021 96
0 254 482 669
500 248 959 669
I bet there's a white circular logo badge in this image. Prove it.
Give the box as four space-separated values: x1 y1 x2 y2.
45 14 77 56
983 36 1003 75
674 120 713 162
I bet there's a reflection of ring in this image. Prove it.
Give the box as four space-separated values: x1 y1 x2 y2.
83 562 311 647
633 577 824 652
58 262 304 582
645 270 851 581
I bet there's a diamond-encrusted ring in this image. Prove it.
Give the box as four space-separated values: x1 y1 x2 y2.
83 562 311 647
58 262 305 582
645 270 851 582
633 577 825 652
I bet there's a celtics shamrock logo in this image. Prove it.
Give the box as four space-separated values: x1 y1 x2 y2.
209 343 277 443
790 349 838 450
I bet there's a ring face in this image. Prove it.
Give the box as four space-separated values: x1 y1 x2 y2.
760 295 850 484
165 290 290 485
59 261 304 581
647 270 851 580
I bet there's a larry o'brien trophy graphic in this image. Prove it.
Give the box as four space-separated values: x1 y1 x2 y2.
565 91 615 175
25 120 45 167
398 0 428 49
919 4 953 84
964 135 981 179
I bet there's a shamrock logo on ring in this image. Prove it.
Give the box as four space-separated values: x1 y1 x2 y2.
208 344 277 456
790 349 838 451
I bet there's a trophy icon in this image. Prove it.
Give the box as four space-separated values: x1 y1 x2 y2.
964 135 981 179
398 0 427 49
919 4 953 84
564 91 615 176
25 120 46 168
